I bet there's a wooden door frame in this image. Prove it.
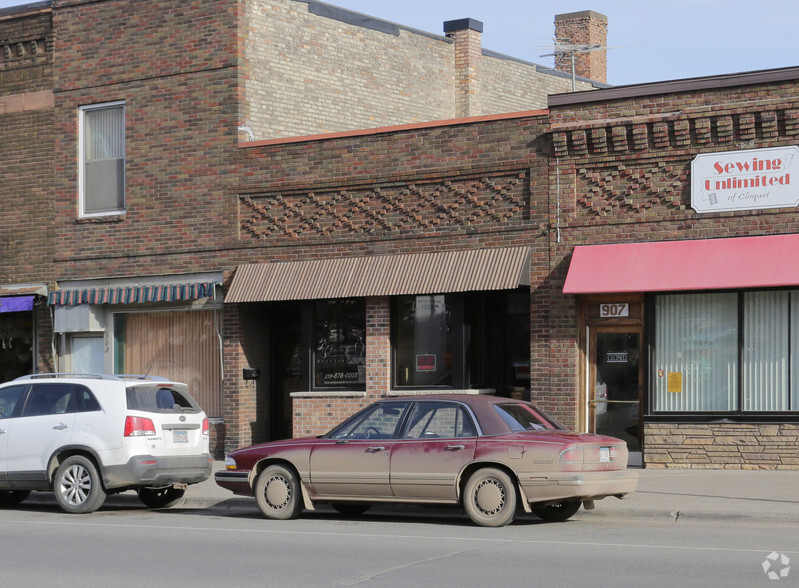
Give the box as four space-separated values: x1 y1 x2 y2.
587 324 643 437
576 293 644 435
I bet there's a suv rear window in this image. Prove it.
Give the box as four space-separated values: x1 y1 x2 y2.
126 385 200 413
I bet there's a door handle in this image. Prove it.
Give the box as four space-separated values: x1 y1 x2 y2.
365 446 385 453
445 445 465 451
0 428 6 435
53 423 70 430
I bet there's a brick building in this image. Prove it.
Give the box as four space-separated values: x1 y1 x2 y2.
550 70 799 468
1 0 605 456
0 1 54 382
3 0 797 469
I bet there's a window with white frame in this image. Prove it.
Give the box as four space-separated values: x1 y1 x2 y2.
653 290 799 413
79 102 125 216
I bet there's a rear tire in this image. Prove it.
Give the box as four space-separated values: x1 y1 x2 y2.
137 486 186 508
0 490 30 507
254 465 304 520
532 501 581 522
463 468 517 527
53 455 107 514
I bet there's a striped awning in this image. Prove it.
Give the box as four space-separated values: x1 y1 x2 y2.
226 247 531 303
48 281 218 306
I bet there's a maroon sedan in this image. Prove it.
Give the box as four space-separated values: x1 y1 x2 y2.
215 394 637 527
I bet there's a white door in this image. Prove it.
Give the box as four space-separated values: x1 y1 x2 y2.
70 335 105 374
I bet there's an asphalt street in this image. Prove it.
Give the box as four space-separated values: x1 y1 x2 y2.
24 462 799 525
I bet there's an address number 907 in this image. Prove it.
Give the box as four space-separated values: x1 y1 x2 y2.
599 303 629 318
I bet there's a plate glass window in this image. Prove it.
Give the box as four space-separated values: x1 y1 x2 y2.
313 299 366 389
80 102 125 216
652 291 799 413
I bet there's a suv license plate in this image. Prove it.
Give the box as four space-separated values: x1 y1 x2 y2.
173 430 188 443
599 447 611 462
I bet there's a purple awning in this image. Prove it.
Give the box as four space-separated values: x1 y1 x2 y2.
0 296 35 313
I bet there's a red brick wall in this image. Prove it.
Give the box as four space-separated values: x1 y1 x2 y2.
0 9 54 286
50 0 240 281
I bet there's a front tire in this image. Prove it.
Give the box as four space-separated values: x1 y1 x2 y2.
463 468 517 527
254 465 303 520
532 501 581 522
137 486 186 508
0 490 31 507
53 455 107 514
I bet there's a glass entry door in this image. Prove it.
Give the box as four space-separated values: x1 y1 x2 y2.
589 327 642 465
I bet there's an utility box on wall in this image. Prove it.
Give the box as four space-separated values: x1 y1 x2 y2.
53 305 106 333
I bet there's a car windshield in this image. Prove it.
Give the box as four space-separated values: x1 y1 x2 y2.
493 403 564 432
126 384 200 413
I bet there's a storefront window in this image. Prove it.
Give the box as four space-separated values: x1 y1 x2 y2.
653 293 738 411
313 299 366 388
113 310 222 416
0 312 33 381
653 290 799 413
395 295 453 387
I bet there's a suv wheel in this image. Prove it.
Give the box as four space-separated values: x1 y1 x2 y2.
54 455 107 514
137 486 186 508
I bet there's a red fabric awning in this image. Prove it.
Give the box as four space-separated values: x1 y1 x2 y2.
563 234 799 294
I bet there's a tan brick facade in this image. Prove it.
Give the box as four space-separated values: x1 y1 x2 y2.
240 0 599 141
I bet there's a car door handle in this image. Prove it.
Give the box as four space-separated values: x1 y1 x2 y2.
365 446 385 453
53 423 70 431
445 445 465 451
0 428 6 435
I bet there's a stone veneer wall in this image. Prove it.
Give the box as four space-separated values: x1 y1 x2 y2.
644 423 799 470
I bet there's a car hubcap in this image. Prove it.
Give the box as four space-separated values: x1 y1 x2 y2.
264 474 290 509
474 479 504 515
60 465 91 505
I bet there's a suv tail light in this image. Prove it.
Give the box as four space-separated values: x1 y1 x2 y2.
202 417 210 436
125 416 156 437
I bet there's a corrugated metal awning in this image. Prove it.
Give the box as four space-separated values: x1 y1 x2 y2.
0 284 47 297
48 281 218 306
227 247 531 302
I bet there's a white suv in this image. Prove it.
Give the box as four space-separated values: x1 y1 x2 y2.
0 373 212 513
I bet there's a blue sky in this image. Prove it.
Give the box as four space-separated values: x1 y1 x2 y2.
2 0 796 86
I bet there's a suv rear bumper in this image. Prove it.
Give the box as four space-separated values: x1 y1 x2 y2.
104 454 213 489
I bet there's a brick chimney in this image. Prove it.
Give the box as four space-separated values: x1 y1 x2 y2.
444 18 483 118
554 10 608 83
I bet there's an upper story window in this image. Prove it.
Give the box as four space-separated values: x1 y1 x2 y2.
79 102 126 217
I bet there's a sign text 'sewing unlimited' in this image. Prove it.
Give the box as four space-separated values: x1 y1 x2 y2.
691 146 799 213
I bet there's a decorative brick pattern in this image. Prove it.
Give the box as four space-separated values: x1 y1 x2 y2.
239 172 528 241
644 423 799 470
576 162 688 216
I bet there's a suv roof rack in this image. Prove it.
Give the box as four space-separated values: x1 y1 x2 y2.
14 373 170 382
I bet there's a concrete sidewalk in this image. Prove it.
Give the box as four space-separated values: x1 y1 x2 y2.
25 463 799 524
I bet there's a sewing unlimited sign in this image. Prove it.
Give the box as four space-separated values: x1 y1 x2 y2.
691 146 799 213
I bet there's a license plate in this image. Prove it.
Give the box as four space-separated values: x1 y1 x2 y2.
599 447 611 462
173 430 188 443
